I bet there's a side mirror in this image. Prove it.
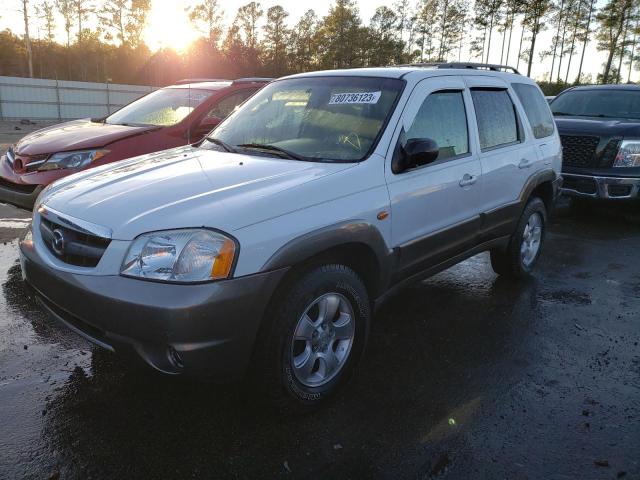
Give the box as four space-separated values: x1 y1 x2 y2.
393 138 439 173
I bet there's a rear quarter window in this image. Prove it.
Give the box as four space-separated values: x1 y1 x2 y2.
512 83 555 139
471 89 520 150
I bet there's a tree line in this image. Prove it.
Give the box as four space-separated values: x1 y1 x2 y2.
1 0 639 89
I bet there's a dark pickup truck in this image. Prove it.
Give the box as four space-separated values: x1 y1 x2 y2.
550 85 640 200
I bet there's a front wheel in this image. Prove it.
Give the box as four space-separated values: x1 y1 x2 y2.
491 197 547 278
253 264 370 412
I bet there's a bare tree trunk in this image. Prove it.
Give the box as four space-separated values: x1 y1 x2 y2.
556 9 569 82
22 0 34 78
481 26 487 61
576 0 594 82
617 18 630 83
500 19 507 64
486 15 495 63
506 12 515 65
565 29 578 83
527 18 540 77
550 0 565 82
517 16 526 71
628 19 638 82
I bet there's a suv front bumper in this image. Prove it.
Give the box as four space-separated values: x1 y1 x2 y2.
561 173 640 200
20 241 287 380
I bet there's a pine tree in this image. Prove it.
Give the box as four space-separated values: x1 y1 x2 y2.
289 9 318 72
596 0 635 83
521 0 553 76
262 5 290 75
187 0 224 47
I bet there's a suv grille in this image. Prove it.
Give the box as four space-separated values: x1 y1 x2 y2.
39 217 111 267
560 135 600 168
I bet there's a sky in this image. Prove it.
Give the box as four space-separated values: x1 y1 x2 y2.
0 0 629 83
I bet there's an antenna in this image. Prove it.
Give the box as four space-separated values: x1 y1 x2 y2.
187 83 192 145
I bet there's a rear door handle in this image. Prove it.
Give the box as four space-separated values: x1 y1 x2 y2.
518 158 533 169
459 173 478 187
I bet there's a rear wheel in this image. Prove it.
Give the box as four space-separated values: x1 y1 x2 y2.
491 197 547 278
253 264 370 412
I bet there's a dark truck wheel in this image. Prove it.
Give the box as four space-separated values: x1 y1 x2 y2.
254 264 370 412
491 197 547 278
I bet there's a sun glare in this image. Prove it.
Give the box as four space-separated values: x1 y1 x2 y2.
143 0 201 53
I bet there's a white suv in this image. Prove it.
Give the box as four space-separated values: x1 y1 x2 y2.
21 63 562 410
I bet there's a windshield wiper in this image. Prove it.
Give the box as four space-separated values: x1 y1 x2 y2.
204 136 237 153
553 112 577 116
237 143 306 161
115 122 155 127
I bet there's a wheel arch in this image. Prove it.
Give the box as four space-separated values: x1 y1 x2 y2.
520 169 558 212
261 221 394 300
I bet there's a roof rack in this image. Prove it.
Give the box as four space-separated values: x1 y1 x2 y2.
232 77 274 84
398 62 521 75
174 78 230 84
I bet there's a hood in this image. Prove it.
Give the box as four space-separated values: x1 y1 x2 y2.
555 116 640 138
15 119 159 156
41 146 355 239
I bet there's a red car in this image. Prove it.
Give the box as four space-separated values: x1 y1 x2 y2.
0 78 269 209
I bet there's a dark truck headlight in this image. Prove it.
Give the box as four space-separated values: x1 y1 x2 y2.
613 140 640 167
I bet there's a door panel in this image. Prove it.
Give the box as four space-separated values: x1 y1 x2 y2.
384 77 482 280
464 77 538 229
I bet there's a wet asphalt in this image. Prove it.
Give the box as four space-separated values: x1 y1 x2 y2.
0 199 638 480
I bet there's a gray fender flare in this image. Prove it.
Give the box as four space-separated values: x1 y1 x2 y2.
260 221 394 297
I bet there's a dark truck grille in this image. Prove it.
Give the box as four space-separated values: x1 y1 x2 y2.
40 217 111 267
560 135 621 168
560 135 599 167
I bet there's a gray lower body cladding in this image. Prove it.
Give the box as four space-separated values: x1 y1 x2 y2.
20 243 287 380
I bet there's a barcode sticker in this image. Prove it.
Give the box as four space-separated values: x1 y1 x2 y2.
329 91 382 105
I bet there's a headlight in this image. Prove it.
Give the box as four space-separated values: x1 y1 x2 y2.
36 149 109 172
120 229 237 283
614 140 640 167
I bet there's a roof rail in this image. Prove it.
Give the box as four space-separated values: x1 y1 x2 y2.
398 62 521 75
174 78 230 84
233 77 274 84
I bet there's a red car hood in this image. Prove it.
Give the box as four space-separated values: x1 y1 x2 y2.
14 119 159 156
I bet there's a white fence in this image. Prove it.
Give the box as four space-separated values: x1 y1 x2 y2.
0 76 157 121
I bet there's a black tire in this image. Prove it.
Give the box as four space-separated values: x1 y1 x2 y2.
490 197 547 278
252 264 370 413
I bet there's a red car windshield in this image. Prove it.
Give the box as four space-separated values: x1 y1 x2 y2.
106 88 213 127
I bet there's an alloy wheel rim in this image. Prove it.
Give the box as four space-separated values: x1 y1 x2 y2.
521 212 543 267
290 293 355 388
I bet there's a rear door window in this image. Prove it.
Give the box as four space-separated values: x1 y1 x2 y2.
512 83 555 139
470 89 520 151
207 89 256 119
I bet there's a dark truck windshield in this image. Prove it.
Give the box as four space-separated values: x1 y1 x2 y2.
106 88 213 127
211 76 404 162
551 89 640 120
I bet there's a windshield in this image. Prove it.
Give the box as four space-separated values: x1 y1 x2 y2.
211 76 404 162
551 89 640 120
106 88 213 127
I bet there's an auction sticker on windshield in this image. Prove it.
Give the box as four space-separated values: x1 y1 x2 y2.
329 91 382 105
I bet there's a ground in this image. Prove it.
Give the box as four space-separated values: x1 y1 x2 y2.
0 193 638 479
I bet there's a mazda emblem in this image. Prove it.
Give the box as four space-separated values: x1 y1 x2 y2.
52 229 65 256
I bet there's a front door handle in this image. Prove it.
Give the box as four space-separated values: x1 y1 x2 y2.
459 173 478 187
519 158 533 169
